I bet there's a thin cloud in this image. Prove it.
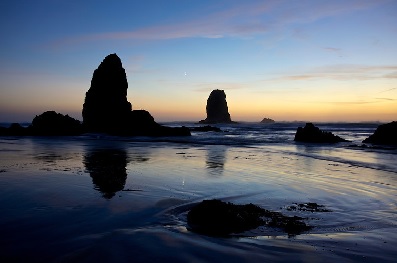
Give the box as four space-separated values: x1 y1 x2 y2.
324 47 342 52
378 87 397 94
271 65 397 82
48 0 390 48
375 98 397 101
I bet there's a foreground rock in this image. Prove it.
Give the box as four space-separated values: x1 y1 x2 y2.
260 118 275 124
187 199 311 236
82 53 190 136
363 121 397 145
294 123 347 143
0 111 82 136
31 111 83 135
199 90 234 124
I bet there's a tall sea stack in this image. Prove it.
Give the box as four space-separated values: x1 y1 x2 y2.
82 54 132 132
82 53 190 136
199 89 233 124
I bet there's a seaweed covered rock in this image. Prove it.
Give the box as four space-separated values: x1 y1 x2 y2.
199 90 233 124
31 111 82 135
363 121 397 145
187 199 311 236
294 123 347 143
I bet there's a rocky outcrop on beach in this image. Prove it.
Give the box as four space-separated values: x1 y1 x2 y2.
0 111 82 136
31 111 83 135
82 53 190 136
199 89 234 124
187 199 311 236
294 123 347 143
363 121 397 145
0 123 27 136
260 118 275 124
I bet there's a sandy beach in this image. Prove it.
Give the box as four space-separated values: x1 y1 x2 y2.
1 123 396 262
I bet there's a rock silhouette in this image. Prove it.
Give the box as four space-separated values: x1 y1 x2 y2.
82 53 190 136
187 199 311 236
260 118 275 124
30 111 82 135
199 89 233 124
363 121 397 145
0 123 27 136
82 54 131 133
0 111 83 136
294 123 347 143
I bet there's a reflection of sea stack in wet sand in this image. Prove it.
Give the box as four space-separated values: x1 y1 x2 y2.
199 89 234 124
82 53 190 136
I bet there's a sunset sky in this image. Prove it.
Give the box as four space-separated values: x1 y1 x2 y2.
1 0 396 123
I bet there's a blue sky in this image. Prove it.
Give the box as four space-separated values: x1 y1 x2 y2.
1 0 396 122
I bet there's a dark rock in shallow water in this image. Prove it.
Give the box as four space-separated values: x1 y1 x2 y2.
82 53 190 136
121 110 190 136
294 123 347 143
0 123 28 136
260 118 275 124
363 121 397 145
199 89 234 124
187 199 311 236
31 111 82 135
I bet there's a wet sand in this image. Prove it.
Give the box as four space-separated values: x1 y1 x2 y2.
0 136 396 262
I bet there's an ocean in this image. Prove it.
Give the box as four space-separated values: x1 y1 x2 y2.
0 122 396 262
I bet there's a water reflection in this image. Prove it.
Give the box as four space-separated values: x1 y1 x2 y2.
84 148 128 199
206 146 226 176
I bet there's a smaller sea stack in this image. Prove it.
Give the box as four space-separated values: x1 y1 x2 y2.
199 89 233 124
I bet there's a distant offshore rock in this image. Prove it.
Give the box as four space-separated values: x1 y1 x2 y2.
199 89 234 124
294 123 347 143
260 118 275 124
82 53 190 136
363 121 397 145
